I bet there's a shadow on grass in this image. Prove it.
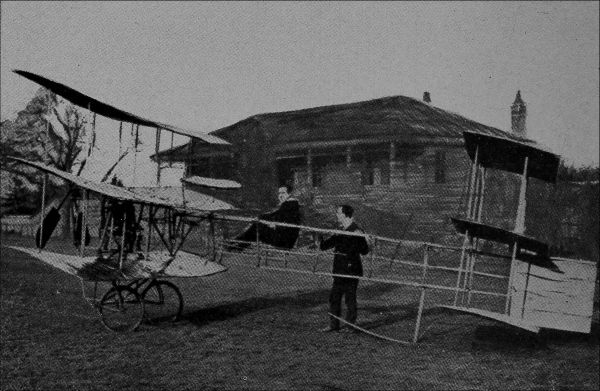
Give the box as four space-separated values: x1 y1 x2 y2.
470 325 549 352
358 305 456 330
358 303 423 329
184 282 401 327
539 321 599 345
471 321 599 352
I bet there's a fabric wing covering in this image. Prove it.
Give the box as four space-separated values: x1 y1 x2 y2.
11 157 179 208
463 131 560 183
182 175 242 189
13 70 230 145
11 157 236 212
128 186 236 211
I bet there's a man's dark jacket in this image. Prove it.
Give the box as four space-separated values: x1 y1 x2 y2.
320 222 369 277
260 198 302 249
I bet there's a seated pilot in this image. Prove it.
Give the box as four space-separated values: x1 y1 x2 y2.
229 184 302 250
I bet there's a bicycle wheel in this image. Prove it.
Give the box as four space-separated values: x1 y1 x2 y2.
99 286 144 332
142 280 183 324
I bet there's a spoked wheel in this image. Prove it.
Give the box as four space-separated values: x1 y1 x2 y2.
141 280 183 324
99 286 145 332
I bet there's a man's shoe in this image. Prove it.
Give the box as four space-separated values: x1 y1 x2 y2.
318 326 338 333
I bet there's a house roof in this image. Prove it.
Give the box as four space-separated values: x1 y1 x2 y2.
212 95 533 144
154 94 538 159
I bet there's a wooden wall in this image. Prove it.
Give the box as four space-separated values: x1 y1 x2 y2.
284 145 476 243
190 130 525 245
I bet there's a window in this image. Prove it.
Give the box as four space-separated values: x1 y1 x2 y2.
211 156 236 179
190 156 236 180
190 158 210 177
357 147 389 186
362 161 375 186
380 163 390 185
394 145 425 182
277 157 305 187
312 168 323 187
362 165 389 186
372 167 382 185
434 151 446 183
311 153 345 188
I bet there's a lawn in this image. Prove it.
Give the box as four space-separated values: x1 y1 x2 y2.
1 233 598 390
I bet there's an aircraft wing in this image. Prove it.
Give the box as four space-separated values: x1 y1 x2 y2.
182 175 241 189
8 246 228 281
450 217 560 271
10 157 177 208
463 131 560 183
128 186 236 211
13 69 229 145
10 157 236 212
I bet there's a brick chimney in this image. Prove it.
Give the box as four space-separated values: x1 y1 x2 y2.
511 90 527 137
423 91 431 103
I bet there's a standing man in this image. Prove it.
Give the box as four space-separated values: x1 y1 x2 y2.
318 204 369 332
230 184 302 250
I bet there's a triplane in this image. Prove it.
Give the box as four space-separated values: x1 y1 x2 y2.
4 70 597 342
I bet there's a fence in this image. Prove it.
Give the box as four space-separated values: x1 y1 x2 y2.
182 215 514 343
1 215 38 236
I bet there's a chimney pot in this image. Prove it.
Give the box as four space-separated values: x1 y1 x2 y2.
511 90 527 137
423 91 431 103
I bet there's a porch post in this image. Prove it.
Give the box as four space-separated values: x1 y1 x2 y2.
346 146 352 168
514 156 529 234
38 173 48 251
307 149 313 187
476 167 486 223
80 189 88 257
466 146 479 220
155 127 162 186
505 242 519 315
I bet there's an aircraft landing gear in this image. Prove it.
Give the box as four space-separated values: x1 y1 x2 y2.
141 280 183 324
96 279 183 332
98 285 145 332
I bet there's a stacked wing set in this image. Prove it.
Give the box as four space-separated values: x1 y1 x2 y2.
444 131 596 334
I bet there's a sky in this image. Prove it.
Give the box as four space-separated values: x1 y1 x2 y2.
1 1 598 185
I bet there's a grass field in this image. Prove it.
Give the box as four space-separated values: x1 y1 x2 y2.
1 233 598 390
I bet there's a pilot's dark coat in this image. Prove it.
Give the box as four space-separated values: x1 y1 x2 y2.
260 198 302 249
235 198 302 249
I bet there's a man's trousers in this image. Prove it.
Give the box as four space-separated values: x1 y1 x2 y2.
329 277 359 330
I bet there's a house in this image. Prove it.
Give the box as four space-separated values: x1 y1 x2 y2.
156 92 534 243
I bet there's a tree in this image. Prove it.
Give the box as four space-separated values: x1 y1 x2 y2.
1 87 139 238
1 88 88 235
527 162 599 262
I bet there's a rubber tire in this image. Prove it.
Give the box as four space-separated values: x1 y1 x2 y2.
99 286 144 332
141 280 183 324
